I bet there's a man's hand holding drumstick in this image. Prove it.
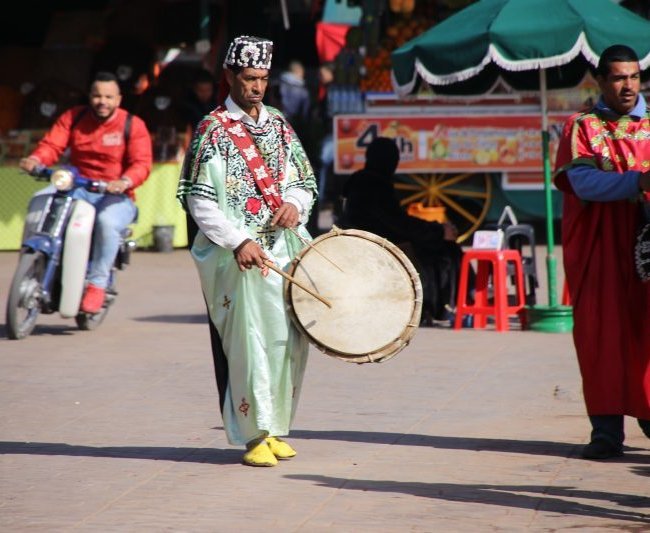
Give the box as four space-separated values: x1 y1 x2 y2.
233 203 332 307
233 239 269 276
233 202 299 276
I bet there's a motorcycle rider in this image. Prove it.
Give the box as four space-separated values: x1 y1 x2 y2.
19 71 153 314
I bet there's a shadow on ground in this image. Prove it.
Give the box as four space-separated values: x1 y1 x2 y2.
285 474 650 524
132 314 207 324
290 429 650 462
0 441 240 465
3 430 649 465
2 440 647 524
0 323 77 339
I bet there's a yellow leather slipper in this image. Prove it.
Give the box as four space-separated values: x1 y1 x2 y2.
265 436 297 459
242 441 278 467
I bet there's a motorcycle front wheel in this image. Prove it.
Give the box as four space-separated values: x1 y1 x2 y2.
75 309 109 331
75 289 114 331
6 251 46 340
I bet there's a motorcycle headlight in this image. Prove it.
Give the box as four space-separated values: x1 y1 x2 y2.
50 169 74 191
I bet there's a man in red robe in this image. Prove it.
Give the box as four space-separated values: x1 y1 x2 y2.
554 44 650 459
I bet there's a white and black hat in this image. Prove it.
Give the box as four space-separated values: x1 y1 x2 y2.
223 35 273 70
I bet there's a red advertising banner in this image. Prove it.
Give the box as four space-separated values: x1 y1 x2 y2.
334 113 571 177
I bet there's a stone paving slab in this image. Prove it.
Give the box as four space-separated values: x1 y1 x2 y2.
0 249 649 532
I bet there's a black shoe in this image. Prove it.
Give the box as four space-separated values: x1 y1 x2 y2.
581 439 623 460
419 309 434 327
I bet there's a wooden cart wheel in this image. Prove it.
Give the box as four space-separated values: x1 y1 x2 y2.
394 172 492 243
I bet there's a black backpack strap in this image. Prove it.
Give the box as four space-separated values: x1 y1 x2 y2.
121 113 134 174
124 113 132 144
70 106 89 131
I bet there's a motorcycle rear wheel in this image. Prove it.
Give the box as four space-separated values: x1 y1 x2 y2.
6 251 46 340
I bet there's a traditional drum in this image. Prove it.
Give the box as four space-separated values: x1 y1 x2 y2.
284 227 422 363
635 221 650 282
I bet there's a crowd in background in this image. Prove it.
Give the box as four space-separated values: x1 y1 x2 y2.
0 54 337 220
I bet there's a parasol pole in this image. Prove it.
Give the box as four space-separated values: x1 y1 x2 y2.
279 0 290 30
540 68 559 308
527 69 572 332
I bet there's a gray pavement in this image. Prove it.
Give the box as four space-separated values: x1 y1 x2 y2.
1 248 649 532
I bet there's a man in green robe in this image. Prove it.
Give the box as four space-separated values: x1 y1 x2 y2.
177 35 317 467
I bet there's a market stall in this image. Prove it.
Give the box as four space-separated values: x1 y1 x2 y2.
322 0 601 241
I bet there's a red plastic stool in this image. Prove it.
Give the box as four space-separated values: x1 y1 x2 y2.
454 249 527 332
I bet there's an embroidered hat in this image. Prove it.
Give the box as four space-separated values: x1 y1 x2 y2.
223 35 273 70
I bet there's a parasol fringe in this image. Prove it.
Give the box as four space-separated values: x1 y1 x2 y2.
391 70 417 97
392 31 650 97
490 33 596 72
417 54 492 87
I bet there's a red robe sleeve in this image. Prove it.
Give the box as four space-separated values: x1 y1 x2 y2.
554 111 607 194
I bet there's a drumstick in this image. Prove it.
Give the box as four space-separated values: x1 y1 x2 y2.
286 227 345 272
263 259 332 308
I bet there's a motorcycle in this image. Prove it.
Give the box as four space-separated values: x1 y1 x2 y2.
5 165 136 340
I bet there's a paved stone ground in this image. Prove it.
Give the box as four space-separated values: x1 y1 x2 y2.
1 249 649 532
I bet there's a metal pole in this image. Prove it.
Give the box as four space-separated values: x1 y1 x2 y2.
280 0 290 30
199 0 210 40
540 68 558 307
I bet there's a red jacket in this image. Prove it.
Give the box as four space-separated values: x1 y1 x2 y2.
30 106 153 200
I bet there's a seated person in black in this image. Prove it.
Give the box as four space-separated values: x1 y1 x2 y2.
340 137 467 325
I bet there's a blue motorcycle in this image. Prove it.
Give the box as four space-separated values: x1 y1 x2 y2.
5 166 136 340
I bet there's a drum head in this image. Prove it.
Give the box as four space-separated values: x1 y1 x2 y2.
285 228 422 363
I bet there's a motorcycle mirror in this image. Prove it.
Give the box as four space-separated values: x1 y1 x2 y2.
50 169 75 191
